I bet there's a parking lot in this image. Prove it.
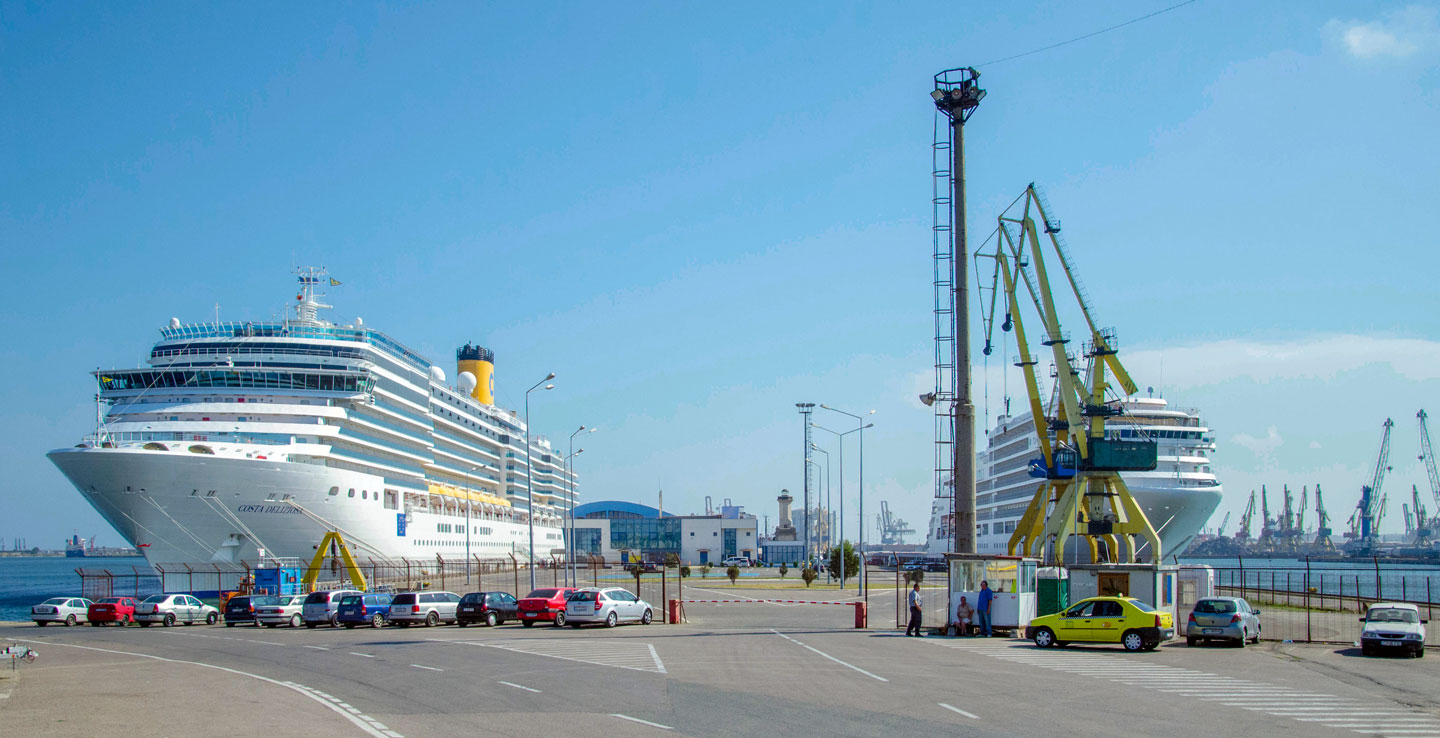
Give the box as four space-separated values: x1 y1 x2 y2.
6 587 1440 738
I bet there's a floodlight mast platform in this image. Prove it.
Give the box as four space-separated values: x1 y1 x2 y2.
931 67 985 555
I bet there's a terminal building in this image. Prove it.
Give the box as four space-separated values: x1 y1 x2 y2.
568 500 759 565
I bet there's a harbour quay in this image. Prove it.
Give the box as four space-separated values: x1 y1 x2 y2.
5 588 1440 738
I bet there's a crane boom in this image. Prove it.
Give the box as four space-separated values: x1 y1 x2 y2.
1420 410 1440 511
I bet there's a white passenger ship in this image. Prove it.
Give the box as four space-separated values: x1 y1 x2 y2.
48 269 572 568
926 396 1223 561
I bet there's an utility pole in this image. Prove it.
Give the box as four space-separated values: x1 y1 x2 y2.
932 67 985 554
797 403 816 563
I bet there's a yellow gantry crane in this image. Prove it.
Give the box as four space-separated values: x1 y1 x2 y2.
979 184 1161 565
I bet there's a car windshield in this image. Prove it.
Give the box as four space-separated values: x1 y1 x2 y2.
1194 600 1237 614
98 597 123 604
526 589 558 599
461 593 485 603
304 592 329 604
1369 608 1420 624
142 595 169 604
391 594 416 605
570 591 600 602
41 598 68 605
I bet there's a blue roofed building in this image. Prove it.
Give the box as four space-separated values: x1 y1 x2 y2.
568 500 758 566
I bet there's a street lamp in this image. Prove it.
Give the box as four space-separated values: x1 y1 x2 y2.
567 424 596 586
819 404 875 599
808 445 831 573
812 423 864 588
525 372 555 592
460 462 488 585
560 447 584 587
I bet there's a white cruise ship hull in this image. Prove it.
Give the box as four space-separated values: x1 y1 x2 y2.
48 447 555 568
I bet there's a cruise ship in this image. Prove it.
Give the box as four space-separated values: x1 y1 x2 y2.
47 269 574 568
926 396 1224 562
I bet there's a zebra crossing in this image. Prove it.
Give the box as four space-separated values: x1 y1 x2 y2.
942 639 1440 737
438 638 668 674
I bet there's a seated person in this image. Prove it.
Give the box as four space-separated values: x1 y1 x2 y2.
951 596 975 636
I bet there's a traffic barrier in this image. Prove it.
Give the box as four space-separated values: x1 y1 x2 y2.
672 598 868 628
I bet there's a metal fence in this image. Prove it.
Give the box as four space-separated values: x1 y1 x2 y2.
1192 561 1440 646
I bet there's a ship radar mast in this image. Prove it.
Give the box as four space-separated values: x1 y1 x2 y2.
292 266 335 326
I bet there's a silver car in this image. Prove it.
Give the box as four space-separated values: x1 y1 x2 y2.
255 594 308 628
31 597 92 626
136 594 219 627
1186 596 1261 646
564 587 653 628
302 589 362 628
387 591 461 627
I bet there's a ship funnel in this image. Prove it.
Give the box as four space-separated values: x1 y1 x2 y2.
457 344 495 405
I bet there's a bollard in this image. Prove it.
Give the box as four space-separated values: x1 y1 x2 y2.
668 599 681 624
854 601 867 629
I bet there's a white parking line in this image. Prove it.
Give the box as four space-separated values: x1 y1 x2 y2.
611 714 673 730
939 703 979 719
499 681 542 693
770 629 887 682
350 652 375 658
304 645 329 651
13 639 399 738
410 664 444 672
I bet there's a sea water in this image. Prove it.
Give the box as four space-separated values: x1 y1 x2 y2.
0 556 149 622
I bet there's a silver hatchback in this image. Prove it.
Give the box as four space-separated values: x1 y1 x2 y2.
387 591 461 627
302 589 362 628
564 587 654 628
1186 597 1261 646
136 594 219 627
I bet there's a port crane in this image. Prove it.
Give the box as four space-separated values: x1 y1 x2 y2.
1258 485 1276 552
1297 486 1308 534
982 184 1161 564
1216 511 1231 537
1419 410 1440 544
1346 418 1394 554
1313 484 1336 552
877 501 916 545
1236 491 1256 540
1411 484 1433 547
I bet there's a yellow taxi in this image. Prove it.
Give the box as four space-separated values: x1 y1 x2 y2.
1025 596 1175 651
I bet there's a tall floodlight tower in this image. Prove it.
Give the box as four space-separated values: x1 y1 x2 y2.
797 402 816 562
930 67 985 554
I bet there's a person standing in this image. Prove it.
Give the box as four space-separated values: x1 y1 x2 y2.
977 580 993 637
906 582 924 636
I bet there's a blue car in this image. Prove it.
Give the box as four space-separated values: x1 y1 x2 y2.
337 593 393 629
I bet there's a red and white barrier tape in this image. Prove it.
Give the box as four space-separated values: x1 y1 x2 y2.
679 599 856 606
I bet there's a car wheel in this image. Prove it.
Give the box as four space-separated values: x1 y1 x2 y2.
65 614 77 627
1250 626 1261 645
1416 647 1425 658
164 613 176 627
1362 643 1374 656
330 614 340 628
1032 627 1056 648
641 609 653 625
206 613 217 625
371 614 384 629
290 614 302 628
1234 635 1246 648
1186 636 1197 647
554 612 566 627
605 611 618 628
522 621 534 628
425 611 438 627
1122 630 1145 652
486 612 497 627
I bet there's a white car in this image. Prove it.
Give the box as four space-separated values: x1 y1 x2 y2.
135 594 219 627
32 597 92 626
564 587 653 628
1360 602 1428 657
721 557 751 567
255 594 309 628
387 591 461 627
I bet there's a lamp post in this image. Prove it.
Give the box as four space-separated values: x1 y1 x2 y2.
560 447 584 587
809 445 831 572
460 462 488 585
812 422 868 588
820 404 875 598
567 425 595 586
525 372 555 592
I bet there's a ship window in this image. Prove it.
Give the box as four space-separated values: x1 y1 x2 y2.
329 486 339 496
143 442 168 451
188 444 214 455
348 488 356 498
361 490 368 500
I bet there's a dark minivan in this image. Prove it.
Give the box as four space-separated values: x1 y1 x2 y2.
224 595 279 627
337 593 393 629
457 591 518 627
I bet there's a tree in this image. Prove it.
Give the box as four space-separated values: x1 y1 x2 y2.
778 563 789 579
726 565 740 585
826 541 861 582
679 565 691 578
907 569 925 585
801 567 818 588
663 553 680 568
701 563 713 579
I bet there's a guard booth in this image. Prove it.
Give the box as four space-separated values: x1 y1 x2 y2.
945 554 1038 635
252 558 305 596
1067 563 1179 626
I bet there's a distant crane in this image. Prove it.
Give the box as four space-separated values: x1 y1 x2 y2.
1258 485 1276 551
1412 484 1433 547
1314 485 1336 552
1404 502 1415 534
1236 491 1257 540
1347 418 1394 554
1297 486 1308 534
877 501 916 545
1419 410 1440 529
1216 511 1231 537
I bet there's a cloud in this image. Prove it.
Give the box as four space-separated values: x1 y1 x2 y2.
1232 426 1284 468
1123 334 1440 390
1324 5 1440 59
1309 440 1322 449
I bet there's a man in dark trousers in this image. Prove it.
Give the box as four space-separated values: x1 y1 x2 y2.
977 580 994 637
906 582 924 636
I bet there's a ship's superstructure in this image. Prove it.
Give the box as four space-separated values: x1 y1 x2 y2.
48 269 573 567
927 396 1223 561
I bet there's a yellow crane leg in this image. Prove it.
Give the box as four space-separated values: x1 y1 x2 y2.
1110 475 1162 563
1007 482 1051 557
301 532 370 592
1044 481 1083 565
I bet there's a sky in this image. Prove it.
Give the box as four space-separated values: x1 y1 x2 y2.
2 1 1439 551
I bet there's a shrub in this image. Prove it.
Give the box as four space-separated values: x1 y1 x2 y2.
680 565 691 578
778 563 789 579
801 567 818 588
701 563 713 579
907 570 925 585
826 541 861 582
727 565 740 585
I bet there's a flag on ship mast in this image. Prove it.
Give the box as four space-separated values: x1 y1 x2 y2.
329 278 341 286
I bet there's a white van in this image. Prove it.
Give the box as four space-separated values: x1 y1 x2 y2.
721 556 751 567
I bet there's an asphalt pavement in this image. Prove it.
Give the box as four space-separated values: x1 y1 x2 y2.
2 590 1437 738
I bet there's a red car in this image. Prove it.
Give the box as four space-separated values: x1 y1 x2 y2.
87 597 139 626
517 587 578 627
